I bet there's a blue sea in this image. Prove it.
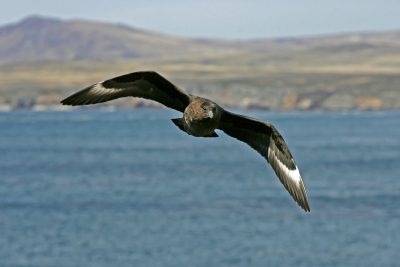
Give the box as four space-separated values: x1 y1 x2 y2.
0 109 399 267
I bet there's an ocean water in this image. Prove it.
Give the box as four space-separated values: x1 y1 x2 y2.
0 109 399 267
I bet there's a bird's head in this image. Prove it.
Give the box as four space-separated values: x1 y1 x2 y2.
200 101 218 120
184 98 221 125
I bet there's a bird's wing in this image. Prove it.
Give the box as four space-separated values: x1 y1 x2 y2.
218 110 310 212
61 71 191 112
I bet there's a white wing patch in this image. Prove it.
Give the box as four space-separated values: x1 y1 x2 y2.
92 82 113 93
267 147 300 185
267 141 309 212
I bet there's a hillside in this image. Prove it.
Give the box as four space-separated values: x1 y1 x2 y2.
0 16 400 110
0 16 243 63
3 16 400 64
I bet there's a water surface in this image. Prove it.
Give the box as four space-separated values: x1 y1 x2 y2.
0 110 399 267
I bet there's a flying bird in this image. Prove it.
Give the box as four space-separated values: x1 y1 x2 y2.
61 71 310 212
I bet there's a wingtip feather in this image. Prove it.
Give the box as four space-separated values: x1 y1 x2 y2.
294 179 310 212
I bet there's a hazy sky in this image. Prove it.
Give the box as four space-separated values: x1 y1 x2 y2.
1 0 400 39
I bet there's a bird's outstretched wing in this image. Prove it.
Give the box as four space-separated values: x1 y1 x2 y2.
61 71 191 112
218 110 310 212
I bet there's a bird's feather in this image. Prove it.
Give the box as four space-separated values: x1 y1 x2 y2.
218 111 310 212
61 71 191 112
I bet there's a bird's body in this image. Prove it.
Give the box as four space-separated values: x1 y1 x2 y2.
182 97 222 137
61 71 310 212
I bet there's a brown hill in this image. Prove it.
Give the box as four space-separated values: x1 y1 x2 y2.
1 16 400 110
0 16 239 63
2 16 400 64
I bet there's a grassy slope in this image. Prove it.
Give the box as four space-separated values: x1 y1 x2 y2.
1 21 400 110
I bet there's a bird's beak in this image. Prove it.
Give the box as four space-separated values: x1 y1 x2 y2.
208 110 214 119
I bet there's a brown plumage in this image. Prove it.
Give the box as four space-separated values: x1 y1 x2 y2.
61 71 310 212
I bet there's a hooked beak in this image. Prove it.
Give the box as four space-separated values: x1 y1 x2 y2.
208 110 214 119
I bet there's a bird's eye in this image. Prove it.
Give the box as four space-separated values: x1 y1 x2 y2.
202 107 207 111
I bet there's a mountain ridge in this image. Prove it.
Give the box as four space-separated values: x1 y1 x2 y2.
1 16 400 111
1 15 400 64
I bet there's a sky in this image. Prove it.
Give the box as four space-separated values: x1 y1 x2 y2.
1 0 400 39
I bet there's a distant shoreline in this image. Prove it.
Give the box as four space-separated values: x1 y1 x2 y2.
1 104 398 112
